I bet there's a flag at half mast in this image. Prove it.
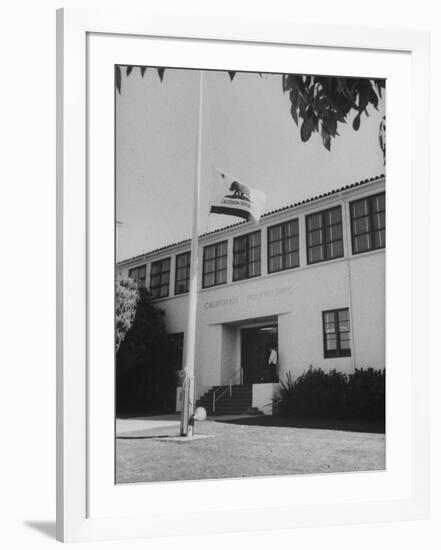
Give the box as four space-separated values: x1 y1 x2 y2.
209 168 267 225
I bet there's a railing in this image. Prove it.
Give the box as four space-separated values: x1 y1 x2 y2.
212 368 243 414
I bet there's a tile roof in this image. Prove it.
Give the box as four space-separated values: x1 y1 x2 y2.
118 174 385 265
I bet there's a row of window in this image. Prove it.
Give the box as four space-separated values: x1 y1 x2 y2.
166 307 351 362
128 193 385 298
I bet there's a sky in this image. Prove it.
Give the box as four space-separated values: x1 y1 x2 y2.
116 68 385 262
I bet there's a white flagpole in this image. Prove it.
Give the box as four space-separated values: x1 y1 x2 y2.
180 70 204 437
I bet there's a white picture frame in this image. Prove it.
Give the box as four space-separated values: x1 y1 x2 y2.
56 7 430 543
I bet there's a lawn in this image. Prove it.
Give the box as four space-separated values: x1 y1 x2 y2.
116 416 385 484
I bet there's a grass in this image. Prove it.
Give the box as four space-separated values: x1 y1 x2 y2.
116 417 385 484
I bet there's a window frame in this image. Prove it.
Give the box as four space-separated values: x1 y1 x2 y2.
202 240 228 289
305 205 344 265
174 251 191 295
149 257 171 299
267 218 300 274
128 264 146 288
350 192 386 255
232 230 262 282
322 307 352 358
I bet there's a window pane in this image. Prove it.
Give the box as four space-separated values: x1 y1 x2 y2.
234 266 246 280
326 207 341 225
324 311 335 326
176 281 185 293
217 270 227 284
286 220 298 237
205 246 215 260
249 263 260 277
352 199 368 218
269 225 282 241
308 214 322 230
269 241 283 256
326 241 343 259
338 309 349 323
353 217 369 234
286 236 298 252
250 232 260 247
354 234 370 253
372 193 385 212
309 245 323 263
326 335 337 350
325 225 342 242
216 256 226 270
249 248 260 262
373 212 385 230
204 273 215 287
374 229 385 248
270 256 283 272
340 337 351 349
205 258 215 273
308 229 322 246
286 252 299 268
218 242 227 256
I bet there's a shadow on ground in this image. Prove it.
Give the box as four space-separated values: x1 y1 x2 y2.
216 415 385 434
24 521 56 539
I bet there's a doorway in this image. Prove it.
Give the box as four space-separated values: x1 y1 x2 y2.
241 324 278 384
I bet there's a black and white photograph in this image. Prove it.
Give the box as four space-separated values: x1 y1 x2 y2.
114 66 386 484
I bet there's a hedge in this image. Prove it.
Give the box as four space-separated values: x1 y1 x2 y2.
274 367 385 421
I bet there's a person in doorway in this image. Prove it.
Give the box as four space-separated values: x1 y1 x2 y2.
267 344 278 382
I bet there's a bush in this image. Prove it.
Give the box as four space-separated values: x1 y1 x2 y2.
116 288 176 414
274 366 385 421
115 276 139 352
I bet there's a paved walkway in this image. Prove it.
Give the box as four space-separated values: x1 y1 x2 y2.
116 413 262 437
116 414 181 436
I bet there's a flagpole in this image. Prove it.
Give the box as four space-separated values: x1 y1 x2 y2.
181 70 204 437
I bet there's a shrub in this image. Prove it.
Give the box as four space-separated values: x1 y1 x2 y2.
115 276 139 352
274 366 385 421
116 288 176 414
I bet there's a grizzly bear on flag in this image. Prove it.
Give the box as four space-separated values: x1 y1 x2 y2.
229 180 251 201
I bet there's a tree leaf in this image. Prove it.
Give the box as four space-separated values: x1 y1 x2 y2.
290 103 299 125
321 128 331 150
352 112 361 131
228 71 236 81
157 68 165 81
140 66 147 77
126 66 133 76
300 115 315 142
115 66 121 94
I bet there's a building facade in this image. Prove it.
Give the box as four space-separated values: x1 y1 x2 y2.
116 176 385 413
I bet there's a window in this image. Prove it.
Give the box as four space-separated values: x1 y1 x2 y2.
268 219 299 273
202 241 228 288
128 265 146 288
322 308 351 358
350 192 385 254
306 206 343 264
175 252 190 295
233 231 261 281
150 257 171 298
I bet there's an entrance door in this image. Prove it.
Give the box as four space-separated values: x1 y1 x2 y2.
241 325 278 384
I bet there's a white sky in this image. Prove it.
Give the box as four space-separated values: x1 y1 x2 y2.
116 68 385 262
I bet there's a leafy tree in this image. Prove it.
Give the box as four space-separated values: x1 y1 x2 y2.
115 276 139 352
116 288 176 414
115 66 385 157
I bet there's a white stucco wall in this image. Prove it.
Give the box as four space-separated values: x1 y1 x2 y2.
116 180 386 401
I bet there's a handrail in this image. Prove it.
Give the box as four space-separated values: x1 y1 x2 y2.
212 367 243 414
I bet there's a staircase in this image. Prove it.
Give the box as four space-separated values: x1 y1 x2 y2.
196 384 263 416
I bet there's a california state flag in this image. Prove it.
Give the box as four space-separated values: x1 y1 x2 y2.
209 168 266 224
